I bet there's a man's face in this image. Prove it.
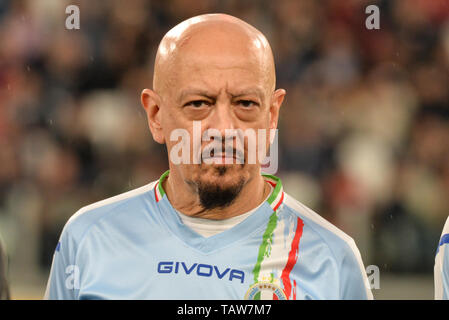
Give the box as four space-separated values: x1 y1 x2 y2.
146 21 284 210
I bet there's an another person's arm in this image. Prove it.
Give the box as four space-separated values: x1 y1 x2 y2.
435 216 449 300
0 236 10 300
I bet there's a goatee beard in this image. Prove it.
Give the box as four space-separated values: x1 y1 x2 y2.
194 167 245 211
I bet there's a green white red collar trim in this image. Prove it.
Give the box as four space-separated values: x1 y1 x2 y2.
154 170 169 203
261 173 284 212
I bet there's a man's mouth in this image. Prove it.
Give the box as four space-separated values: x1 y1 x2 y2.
202 149 245 164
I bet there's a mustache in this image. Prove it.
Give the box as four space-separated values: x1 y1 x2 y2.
200 129 246 162
201 143 245 162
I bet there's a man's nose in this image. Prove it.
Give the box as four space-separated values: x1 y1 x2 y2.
208 99 236 135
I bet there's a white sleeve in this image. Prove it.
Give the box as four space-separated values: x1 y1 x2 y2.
435 216 449 300
44 225 79 300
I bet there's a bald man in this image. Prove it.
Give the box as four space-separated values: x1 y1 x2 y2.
45 14 372 300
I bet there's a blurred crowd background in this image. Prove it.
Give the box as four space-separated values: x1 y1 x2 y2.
0 0 448 299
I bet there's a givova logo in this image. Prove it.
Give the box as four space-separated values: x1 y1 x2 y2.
157 261 245 283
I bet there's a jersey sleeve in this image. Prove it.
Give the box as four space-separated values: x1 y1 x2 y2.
44 224 79 300
435 217 449 300
339 239 373 300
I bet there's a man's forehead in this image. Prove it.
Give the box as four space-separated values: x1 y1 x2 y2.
161 45 271 98
177 51 266 78
169 58 270 100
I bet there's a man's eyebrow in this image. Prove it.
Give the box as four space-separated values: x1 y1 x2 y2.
178 89 216 103
229 88 265 99
177 87 266 103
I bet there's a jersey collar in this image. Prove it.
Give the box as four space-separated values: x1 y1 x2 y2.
154 169 284 211
152 170 285 254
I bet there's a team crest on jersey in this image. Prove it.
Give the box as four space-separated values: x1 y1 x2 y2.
244 282 287 300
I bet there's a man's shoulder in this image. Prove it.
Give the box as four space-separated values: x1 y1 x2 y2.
282 193 360 261
281 194 373 299
62 180 158 241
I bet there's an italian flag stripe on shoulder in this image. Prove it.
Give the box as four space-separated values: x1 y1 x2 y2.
262 173 284 211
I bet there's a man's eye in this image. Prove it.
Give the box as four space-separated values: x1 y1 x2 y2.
186 100 210 108
238 100 257 108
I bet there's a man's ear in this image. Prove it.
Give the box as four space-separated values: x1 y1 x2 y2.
269 88 286 130
141 88 165 144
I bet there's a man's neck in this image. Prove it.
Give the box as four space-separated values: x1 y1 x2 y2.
163 170 271 220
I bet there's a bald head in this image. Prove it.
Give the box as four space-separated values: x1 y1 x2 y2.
153 14 276 96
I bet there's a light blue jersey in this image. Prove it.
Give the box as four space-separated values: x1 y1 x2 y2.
435 216 449 300
44 171 373 300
